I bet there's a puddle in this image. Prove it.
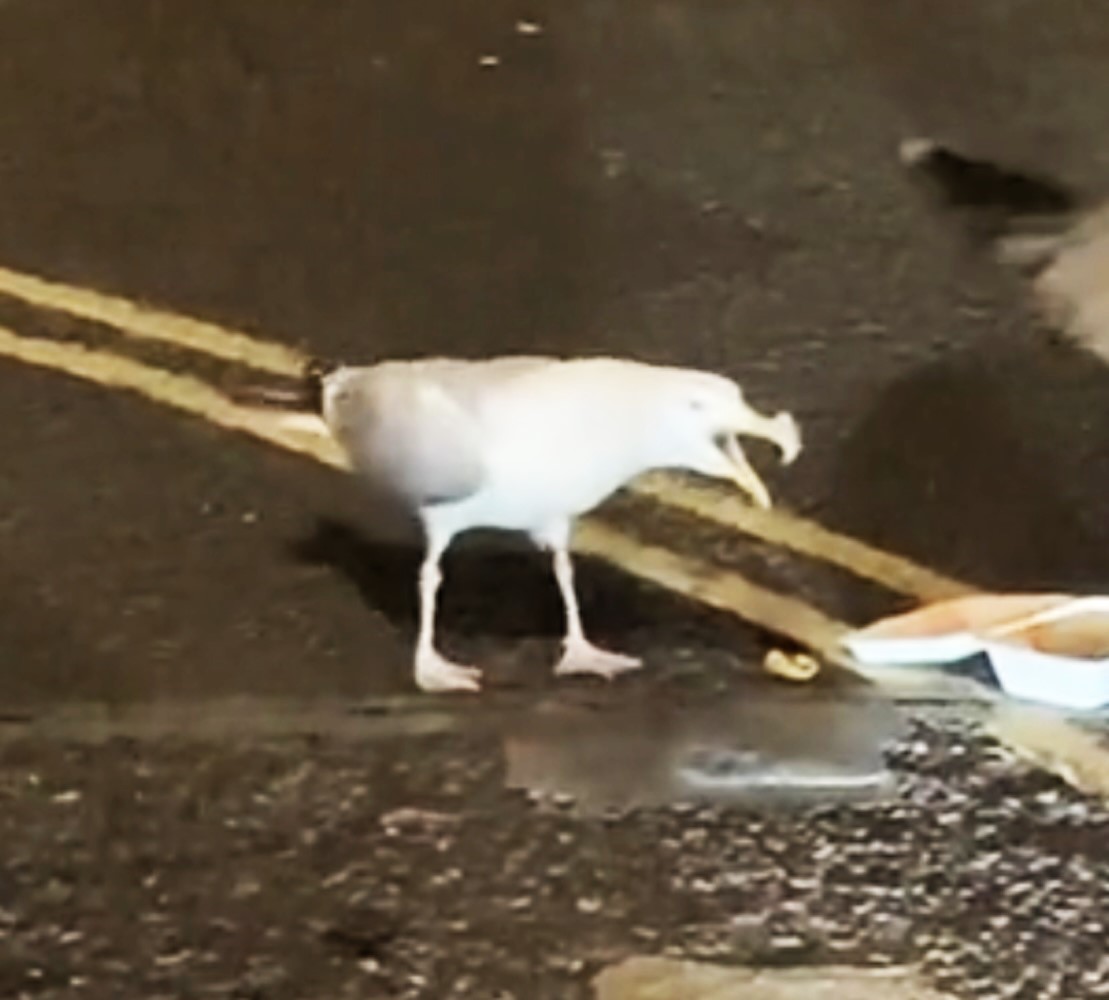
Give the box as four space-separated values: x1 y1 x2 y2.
4 682 914 817
502 685 906 815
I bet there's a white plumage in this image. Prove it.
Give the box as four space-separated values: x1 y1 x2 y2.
299 355 801 693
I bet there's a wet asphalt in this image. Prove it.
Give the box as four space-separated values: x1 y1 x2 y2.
2 3 1109 997
3 717 1109 999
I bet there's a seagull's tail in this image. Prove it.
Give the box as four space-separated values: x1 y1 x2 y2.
300 356 342 415
223 356 341 415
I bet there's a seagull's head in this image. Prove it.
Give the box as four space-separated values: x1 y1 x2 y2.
654 372 801 506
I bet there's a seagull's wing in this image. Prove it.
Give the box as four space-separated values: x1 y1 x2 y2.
328 365 491 508
409 356 561 417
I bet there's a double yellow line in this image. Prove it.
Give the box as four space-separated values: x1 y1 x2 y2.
0 264 976 667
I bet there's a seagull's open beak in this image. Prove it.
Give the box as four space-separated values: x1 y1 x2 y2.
728 407 802 465
711 407 802 509
768 411 802 465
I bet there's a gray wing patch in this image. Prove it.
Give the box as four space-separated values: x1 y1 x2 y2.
400 356 559 419
328 367 488 508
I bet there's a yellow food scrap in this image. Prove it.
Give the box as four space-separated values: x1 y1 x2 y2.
763 648 821 682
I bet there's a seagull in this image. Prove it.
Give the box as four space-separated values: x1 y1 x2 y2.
250 354 802 693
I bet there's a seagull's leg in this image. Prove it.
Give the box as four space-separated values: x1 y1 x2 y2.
413 527 482 694
536 522 643 680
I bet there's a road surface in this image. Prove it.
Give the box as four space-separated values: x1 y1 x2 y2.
2 3 1109 998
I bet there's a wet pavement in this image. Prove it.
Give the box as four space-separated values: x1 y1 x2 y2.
2 717 1109 999
2 1 1109 997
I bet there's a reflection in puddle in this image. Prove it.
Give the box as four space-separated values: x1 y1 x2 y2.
676 747 891 793
502 686 904 815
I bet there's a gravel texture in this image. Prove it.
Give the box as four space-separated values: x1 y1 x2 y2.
1 715 1108 999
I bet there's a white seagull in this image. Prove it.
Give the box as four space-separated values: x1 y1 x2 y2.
265 355 801 693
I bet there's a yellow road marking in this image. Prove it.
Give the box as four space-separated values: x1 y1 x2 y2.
0 264 305 374
0 324 343 468
0 321 854 664
575 521 854 666
989 703 1109 799
0 261 971 605
629 476 976 602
